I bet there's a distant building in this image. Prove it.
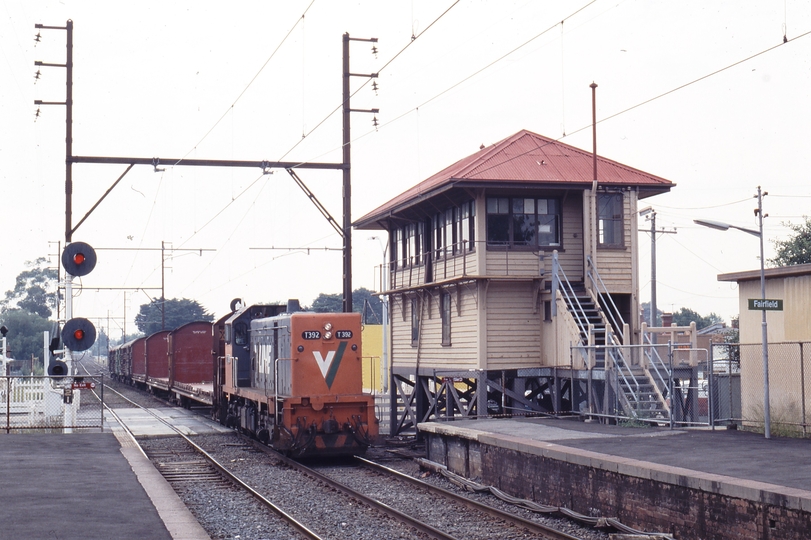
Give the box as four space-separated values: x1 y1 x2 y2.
718 263 811 343
718 263 811 431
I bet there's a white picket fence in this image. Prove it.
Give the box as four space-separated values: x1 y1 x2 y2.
0 376 100 431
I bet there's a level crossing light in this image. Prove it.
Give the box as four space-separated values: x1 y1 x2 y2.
693 186 770 438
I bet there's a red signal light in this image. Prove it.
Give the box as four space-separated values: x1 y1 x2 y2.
74 329 85 340
62 242 96 277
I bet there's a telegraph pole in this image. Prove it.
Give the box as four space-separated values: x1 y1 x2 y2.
343 33 378 312
639 207 676 327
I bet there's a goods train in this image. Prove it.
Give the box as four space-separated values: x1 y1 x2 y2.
108 301 378 457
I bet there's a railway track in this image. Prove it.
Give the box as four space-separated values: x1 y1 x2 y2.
297 452 585 540
87 376 319 539
78 358 598 539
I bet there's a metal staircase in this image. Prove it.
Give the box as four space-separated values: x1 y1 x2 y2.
552 253 671 421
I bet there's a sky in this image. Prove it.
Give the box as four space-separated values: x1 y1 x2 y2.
1 0 809 339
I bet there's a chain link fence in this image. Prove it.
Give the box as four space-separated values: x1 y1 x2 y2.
721 341 810 437
567 341 809 438
0 376 104 433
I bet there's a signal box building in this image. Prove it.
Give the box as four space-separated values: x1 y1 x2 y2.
355 129 674 435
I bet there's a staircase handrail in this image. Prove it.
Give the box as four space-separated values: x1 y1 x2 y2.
552 253 592 340
642 332 670 394
605 332 640 400
586 255 627 342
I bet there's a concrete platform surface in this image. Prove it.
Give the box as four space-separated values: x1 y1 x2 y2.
0 432 186 540
422 417 811 492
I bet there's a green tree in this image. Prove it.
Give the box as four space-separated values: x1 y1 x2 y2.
770 216 811 267
640 302 663 326
671 307 723 330
134 297 213 335
0 309 53 369
309 288 383 323
1 258 58 318
309 292 342 313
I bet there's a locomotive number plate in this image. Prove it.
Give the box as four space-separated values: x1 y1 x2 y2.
336 330 353 339
302 330 322 340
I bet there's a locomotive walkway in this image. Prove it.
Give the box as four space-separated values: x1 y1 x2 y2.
0 408 225 540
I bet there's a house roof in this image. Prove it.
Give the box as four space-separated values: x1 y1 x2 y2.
355 129 674 229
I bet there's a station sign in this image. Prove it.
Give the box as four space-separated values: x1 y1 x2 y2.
71 381 96 390
747 299 783 311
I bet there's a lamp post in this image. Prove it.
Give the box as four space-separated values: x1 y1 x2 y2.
694 186 770 438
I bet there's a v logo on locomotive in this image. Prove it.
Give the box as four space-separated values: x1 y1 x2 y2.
312 341 347 389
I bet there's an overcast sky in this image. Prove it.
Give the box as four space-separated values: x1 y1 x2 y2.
2 1 809 338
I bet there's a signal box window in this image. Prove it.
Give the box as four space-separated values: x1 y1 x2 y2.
486 197 560 248
441 291 452 346
598 193 624 247
411 297 421 347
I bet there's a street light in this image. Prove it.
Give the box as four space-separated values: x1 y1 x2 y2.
694 186 770 438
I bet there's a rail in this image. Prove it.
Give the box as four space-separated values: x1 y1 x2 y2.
355 456 584 540
96 382 321 539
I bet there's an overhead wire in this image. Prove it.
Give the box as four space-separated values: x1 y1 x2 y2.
162 1 467 300
562 28 811 140
361 1 597 142
442 25 811 182
141 0 315 296
277 0 462 162
173 0 317 167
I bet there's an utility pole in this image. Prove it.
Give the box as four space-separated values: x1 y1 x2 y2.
639 207 676 327
161 241 165 330
343 33 378 312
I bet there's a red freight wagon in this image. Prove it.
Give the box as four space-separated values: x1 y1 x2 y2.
168 321 213 406
130 336 147 385
145 330 170 392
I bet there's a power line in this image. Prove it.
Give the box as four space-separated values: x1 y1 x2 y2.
174 1 317 168
563 28 811 140
277 0 462 162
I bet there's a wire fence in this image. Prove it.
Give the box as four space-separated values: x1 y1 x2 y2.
568 341 810 438
725 341 810 438
0 376 104 433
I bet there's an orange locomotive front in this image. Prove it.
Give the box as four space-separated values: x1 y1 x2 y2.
218 306 377 457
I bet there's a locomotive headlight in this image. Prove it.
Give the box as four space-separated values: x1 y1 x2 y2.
297 345 304 353
324 331 333 340
323 322 333 331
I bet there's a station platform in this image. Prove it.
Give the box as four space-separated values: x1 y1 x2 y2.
0 407 227 540
418 417 811 539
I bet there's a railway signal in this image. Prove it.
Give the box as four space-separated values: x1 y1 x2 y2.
51 242 98 377
61 317 96 351
61 241 97 276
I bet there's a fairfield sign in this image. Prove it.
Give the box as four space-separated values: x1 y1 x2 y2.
748 299 783 311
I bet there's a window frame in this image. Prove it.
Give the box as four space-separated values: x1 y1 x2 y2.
597 192 624 248
440 291 452 346
411 297 420 347
486 196 562 249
